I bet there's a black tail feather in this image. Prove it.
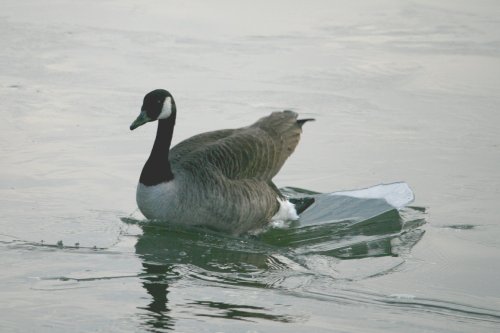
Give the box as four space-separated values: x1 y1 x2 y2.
297 118 315 128
289 197 315 214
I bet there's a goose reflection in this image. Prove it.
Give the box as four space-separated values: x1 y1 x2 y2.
137 261 174 332
134 224 282 331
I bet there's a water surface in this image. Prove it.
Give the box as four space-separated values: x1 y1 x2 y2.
1 1 500 332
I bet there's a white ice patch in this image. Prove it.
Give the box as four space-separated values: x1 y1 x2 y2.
271 197 299 224
158 96 172 120
329 182 414 209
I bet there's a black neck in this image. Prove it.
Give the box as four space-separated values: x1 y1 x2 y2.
139 118 175 186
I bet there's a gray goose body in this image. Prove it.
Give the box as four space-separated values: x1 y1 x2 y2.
131 89 313 235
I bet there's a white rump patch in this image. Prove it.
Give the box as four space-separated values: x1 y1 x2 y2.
158 96 172 120
271 197 299 223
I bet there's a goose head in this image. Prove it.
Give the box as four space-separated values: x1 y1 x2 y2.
130 89 176 130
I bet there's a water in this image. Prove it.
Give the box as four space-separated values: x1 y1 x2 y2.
1 0 500 332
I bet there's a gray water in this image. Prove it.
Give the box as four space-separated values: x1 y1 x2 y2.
1 1 500 332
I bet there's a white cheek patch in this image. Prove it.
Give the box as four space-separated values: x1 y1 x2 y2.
158 96 172 119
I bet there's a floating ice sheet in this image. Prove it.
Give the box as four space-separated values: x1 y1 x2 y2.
329 182 415 209
282 182 416 228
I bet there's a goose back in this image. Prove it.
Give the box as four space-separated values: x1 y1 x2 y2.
170 110 304 182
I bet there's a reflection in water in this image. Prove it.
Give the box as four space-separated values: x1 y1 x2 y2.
134 225 280 331
133 184 426 330
137 262 175 332
188 301 294 323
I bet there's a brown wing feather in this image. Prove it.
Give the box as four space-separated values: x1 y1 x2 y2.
169 128 235 164
170 111 304 181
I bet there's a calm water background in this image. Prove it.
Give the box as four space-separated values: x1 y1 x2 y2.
1 0 500 332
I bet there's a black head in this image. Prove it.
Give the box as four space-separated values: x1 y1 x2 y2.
130 89 176 130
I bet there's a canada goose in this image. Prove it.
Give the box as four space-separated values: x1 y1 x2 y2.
130 89 314 235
